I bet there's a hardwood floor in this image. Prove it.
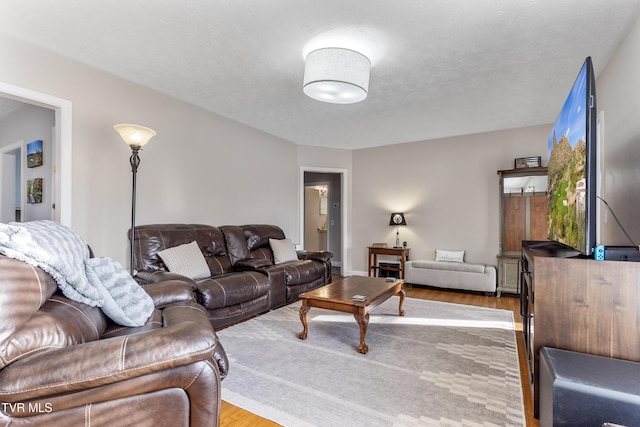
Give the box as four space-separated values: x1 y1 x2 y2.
219 284 538 426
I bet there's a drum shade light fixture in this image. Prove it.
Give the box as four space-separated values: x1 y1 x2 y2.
303 47 371 104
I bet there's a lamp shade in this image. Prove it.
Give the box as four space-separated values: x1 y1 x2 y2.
389 213 407 226
113 124 157 147
303 48 371 104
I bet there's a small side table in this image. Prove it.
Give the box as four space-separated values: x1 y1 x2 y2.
368 246 410 279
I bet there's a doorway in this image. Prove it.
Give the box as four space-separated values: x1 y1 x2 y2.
0 82 72 225
300 167 348 276
304 184 328 252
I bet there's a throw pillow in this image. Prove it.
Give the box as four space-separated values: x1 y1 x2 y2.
435 249 465 263
85 257 155 327
269 238 298 264
157 241 210 280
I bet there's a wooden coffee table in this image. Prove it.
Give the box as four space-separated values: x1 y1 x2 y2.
298 275 405 354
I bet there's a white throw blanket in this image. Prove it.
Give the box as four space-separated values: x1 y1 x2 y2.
0 220 153 326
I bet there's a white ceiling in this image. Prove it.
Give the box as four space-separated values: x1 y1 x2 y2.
1 0 639 149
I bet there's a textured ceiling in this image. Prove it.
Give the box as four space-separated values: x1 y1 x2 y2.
1 0 639 149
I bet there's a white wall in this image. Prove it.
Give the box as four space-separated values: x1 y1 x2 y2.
350 125 550 273
594 15 640 247
0 33 299 265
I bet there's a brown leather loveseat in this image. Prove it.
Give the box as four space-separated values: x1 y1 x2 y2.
0 254 228 427
132 224 333 329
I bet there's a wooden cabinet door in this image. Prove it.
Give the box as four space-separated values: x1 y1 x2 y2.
503 196 525 252
530 195 548 241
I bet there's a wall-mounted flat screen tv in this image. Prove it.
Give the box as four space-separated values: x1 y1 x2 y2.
547 57 597 257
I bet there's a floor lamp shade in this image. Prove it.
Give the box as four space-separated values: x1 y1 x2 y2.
113 124 156 148
303 47 371 104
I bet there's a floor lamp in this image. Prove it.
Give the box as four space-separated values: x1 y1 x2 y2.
114 124 156 275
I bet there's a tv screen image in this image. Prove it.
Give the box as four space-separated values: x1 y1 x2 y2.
547 57 597 256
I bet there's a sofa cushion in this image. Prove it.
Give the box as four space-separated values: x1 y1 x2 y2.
0 256 109 369
243 225 286 250
134 224 232 276
410 260 486 274
435 249 465 263
196 271 270 310
2 295 108 368
158 241 211 280
270 259 326 286
297 250 332 262
270 238 298 264
0 255 58 349
220 225 250 265
235 258 273 269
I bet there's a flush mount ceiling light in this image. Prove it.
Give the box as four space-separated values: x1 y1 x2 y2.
303 47 371 104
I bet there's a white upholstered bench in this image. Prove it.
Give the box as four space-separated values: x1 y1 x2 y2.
405 259 497 294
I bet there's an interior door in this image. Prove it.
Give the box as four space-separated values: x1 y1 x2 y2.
503 196 526 253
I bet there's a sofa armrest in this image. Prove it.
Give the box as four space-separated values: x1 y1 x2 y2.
135 269 197 286
235 258 274 269
0 322 218 401
141 279 196 307
297 250 333 262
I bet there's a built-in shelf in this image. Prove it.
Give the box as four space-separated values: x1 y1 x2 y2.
496 167 548 296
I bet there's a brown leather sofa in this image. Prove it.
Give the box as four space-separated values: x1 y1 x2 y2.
132 224 333 329
0 254 228 427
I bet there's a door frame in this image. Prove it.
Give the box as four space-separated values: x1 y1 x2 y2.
0 81 72 226
299 166 348 276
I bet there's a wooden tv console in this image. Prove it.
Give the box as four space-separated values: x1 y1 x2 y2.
520 241 640 418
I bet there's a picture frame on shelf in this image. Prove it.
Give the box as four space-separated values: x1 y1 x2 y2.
514 156 541 169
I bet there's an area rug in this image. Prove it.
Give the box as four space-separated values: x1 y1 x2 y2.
217 296 525 426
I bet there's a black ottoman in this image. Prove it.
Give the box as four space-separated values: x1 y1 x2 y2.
539 347 640 427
